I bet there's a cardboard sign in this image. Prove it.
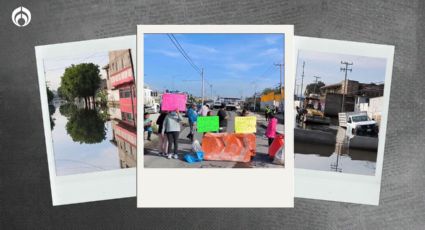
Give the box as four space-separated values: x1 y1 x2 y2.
235 116 256 133
197 116 219 132
161 93 187 111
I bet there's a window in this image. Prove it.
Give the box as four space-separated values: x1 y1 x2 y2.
122 112 134 122
119 89 132 98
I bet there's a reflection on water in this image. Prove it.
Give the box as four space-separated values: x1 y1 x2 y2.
295 125 377 176
51 103 120 176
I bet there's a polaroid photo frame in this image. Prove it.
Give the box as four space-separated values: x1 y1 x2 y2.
36 35 137 205
293 36 394 205
137 25 294 207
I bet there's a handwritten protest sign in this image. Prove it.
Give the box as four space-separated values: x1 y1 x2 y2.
235 116 256 133
161 93 187 111
197 116 219 132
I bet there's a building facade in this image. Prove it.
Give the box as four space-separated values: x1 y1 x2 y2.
105 49 137 169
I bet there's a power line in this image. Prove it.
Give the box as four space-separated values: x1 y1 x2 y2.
166 34 207 104
166 34 201 74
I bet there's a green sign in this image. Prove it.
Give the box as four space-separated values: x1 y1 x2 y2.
197 116 219 132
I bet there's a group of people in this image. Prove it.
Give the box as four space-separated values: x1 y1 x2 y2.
143 102 230 160
264 105 279 121
144 110 183 159
144 102 279 161
187 103 229 138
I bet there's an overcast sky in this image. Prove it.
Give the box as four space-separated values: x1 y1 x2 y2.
144 33 285 98
296 50 387 96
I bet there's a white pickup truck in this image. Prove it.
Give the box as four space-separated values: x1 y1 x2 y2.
339 112 379 138
144 88 160 114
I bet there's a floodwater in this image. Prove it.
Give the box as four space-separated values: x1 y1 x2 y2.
294 121 377 176
50 102 120 176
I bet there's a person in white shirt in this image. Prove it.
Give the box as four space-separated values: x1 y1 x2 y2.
198 103 210 116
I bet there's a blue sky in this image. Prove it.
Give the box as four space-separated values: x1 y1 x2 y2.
296 50 387 96
144 33 285 98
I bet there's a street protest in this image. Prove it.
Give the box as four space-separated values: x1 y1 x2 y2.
143 33 285 168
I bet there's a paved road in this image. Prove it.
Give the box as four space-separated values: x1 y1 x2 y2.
144 110 284 168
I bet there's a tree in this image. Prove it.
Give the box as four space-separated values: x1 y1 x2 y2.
46 86 54 103
95 89 108 107
262 87 274 95
59 103 78 118
59 63 101 107
304 81 325 96
48 104 56 130
66 108 106 144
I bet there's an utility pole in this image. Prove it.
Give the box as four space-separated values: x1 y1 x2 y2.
274 63 284 115
313 75 321 95
301 61 305 97
209 84 213 100
296 84 300 97
201 68 204 105
340 61 353 112
252 82 258 112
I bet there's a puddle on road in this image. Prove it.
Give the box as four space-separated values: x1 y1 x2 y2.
295 121 377 176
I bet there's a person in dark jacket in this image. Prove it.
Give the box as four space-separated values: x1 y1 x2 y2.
217 103 228 133
156 111 168 156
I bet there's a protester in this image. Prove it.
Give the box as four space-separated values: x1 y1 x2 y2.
265 113 278 146
156 111 168 156
162 109 183 159
265 105 271 121
186 104 198 141
199 103 210 116
144 113 153 141
217 103 228 133
241 109 249 116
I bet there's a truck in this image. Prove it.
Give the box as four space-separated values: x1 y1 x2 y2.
339 112 379 138
298 97 331 124
213 100 223 109
225 101 241 111
144 88 160 114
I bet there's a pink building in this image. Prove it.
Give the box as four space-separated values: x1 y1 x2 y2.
105 49 137 168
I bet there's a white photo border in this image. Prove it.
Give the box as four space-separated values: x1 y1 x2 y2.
35 35 137 206
137 25 295 208
293 36 394 205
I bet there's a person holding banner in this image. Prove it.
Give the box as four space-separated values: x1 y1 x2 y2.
217 103 228 133
265 113 278 146
162 109 183 159
199 103 210 116
186 104 198 141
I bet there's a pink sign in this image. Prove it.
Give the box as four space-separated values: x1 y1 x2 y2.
161 93 187 111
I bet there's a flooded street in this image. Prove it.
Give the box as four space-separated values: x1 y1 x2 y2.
50 102 120 176
294 119 377 176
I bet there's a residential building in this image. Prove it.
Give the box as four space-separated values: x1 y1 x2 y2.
105 49 137 169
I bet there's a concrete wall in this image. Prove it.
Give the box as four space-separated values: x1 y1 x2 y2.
324 93 355 116
369 96 384 124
